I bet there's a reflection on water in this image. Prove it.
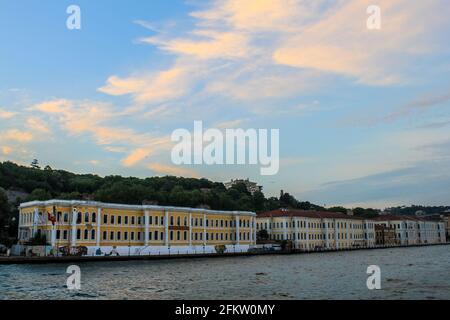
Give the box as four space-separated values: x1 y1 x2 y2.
0 245 449 300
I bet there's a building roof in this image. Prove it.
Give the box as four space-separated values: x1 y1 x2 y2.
19 200 256 216
372 214 443 222
257 209 366 220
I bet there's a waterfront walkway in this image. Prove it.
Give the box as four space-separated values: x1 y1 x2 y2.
0 242 448 265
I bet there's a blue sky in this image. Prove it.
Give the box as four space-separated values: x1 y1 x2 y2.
1 0 450 208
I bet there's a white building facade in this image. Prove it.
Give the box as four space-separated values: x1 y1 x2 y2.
256 209 376 250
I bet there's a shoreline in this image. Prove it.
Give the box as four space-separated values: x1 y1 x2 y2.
0 242 448 265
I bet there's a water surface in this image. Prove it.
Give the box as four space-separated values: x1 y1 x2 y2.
1 245 449 299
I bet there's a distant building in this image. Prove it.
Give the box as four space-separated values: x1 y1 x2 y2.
256 209 376 251
375 224 397 245
372 215 446 245
224 178 262 195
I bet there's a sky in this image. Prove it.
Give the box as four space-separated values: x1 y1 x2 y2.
1 0 450 209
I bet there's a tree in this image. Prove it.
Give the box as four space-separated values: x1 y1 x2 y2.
30 159 40 169
257 229 269 241
26 232 49 246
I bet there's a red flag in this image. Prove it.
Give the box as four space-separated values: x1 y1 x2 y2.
48 212 56 225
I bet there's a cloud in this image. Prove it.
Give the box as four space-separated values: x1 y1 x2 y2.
142 31 250 60
97 0 449 116
1 146 12 155
0 109 16 119
32 99 173 168
26 117 50 133
1 129 33 142
147 162 198 177
98 66 191 105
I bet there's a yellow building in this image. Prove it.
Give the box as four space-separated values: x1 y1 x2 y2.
18 200 256 256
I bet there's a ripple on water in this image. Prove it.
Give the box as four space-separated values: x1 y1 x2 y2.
0 245 449 299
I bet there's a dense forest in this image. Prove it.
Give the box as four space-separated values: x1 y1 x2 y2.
0 160 448 245
0 160 323 244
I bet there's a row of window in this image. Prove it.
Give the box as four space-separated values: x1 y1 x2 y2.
21 211 252 228
55 229 252 242
270 232 370 241
257 221 369 230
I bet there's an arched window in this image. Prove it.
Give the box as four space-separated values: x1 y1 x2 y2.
92 212 96 223
84 212 89 223
77 212 82 224
84 229 88 240
91 229 95 240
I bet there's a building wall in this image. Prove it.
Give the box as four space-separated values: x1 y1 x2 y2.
256 216 376 250
18 200 256 255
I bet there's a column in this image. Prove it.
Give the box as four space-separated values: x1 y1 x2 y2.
334 220 339 249
305 219 310 250
189 212 192 246
253 217 257 245
249 216 253 244
235 215 240 245
71 207 77 247
32 208 38 237
346 221 350 249
51 226 56 247
294 218 299 249
203 213 207 246
164 210 169 246
96 207 102 247
144 210 149 246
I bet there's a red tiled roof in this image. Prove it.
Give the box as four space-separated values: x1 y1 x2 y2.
257 209 366 220
371 215 425 222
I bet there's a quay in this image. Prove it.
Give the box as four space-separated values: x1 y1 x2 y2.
1 242 448 265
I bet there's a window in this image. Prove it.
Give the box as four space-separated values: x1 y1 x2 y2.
149 231 152 240
124 216 128 225
110 215 115 224
77 213 82 224
177 231 180 241
118 216 122 225
160 232 164 241
84 229 88 240
110 231 114 240
92 212 96 223
160 217 164 225
149 216 153 225
91 229 95 240
124 232 128 241
131 216 135 225
131 232 135 241
137 232 141 241
63 230 68 240
76 229 81 240
184 217 187 226
56 230 61 240
138 217 142 225
84 213 89 223
117 232 121 240
177 216 180 226
103 231 107 240
170 231 174 241
170 216 174 226
184 231 187 240
104 214 108 224
154 231 158 240
64 213 68 223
